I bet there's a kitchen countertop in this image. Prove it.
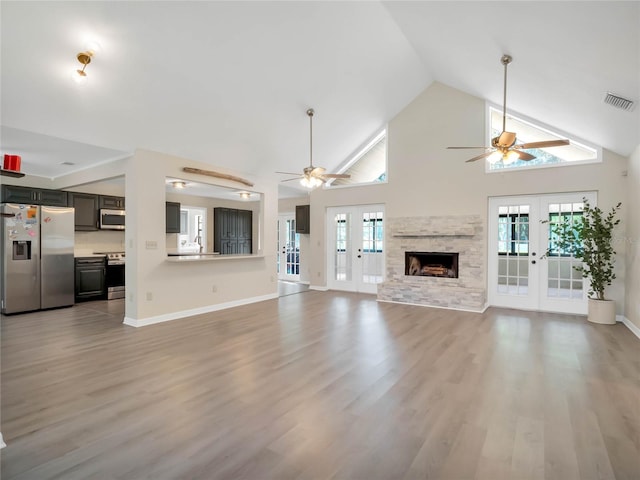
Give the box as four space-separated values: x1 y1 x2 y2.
166 253 264 262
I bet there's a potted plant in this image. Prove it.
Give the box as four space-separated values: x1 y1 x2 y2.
545 198 622 324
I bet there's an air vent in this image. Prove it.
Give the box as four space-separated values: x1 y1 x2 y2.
60 161 76 166
604 92 635 111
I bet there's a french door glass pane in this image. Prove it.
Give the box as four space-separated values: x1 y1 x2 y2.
361 210 384 284
285 219 300 275
545 202 585 299
496 204 530 295
334 213 351 282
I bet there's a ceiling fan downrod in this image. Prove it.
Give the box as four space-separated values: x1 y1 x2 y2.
501 54 512 133
307 108 314 168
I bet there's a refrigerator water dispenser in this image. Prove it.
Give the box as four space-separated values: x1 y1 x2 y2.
12 241 32 260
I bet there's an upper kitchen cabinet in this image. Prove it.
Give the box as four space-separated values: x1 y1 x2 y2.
295 204 310 234
68 192 99 231
1 185 68 207
166 202 181 234
99 195 125 209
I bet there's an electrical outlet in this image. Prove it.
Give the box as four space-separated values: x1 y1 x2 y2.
146 292 153 301
270 276 275 283
145 240 158 249
128 293 133 302
211 285 217 293
317 272 321 277
129 239 134 248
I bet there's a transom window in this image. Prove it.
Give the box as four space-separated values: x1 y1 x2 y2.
487 106 600 172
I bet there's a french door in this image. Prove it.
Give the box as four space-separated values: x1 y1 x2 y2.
327 205 385 294
488 192 596 314
277 214 300 281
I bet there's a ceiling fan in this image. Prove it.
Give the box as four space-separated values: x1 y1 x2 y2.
277 108 350 188
448 54 570 164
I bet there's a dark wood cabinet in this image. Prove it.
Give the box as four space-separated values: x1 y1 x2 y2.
1 185 67 206
166 202 181 233
99 195 125 209
75 257 106 301
296 204 310 234
68 192 99 231
214 207 252 254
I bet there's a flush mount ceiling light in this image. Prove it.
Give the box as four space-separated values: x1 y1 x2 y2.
171 181 186 189
238 191 251 199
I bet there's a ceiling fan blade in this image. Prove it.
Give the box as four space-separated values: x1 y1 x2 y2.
514 151 536 161
321 174 351 179
280 177 302 183
465 151 496 163
496 131 517 148
275 171 302 176
516 139 570 150
447 146 492 150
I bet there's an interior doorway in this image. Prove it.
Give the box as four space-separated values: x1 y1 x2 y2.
488 192 596 314
327 204 385 294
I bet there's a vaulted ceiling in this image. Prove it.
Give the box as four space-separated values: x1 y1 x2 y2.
1 1 638 190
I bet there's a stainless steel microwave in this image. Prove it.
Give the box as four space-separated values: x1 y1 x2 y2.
99 209 125 230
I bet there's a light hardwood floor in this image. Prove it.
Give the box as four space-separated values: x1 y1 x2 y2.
1 292 639 479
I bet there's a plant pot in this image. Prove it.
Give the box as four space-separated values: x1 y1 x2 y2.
587 298 616 325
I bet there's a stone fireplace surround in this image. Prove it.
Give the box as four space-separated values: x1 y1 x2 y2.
377 215 486 311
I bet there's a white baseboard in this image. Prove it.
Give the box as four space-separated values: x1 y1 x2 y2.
123 293 279 328
309 285 329 292
1 432 6 449
618 314 640 339
377 298 486 314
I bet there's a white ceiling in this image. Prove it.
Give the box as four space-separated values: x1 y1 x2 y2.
1 2 638 191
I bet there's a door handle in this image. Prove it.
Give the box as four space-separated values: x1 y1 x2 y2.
357 255 362 258
531 260 536 264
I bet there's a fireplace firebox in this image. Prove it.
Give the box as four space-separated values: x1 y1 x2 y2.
405 252 459 278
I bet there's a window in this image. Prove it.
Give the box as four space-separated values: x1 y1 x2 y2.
487 106 600 172
326 130 386 187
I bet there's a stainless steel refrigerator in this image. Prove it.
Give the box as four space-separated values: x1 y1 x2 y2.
1 203 75 314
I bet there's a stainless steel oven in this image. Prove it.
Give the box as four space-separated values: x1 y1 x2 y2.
104 252 125 300
99 209 125 230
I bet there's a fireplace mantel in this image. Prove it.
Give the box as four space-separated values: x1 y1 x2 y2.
392 227 475 237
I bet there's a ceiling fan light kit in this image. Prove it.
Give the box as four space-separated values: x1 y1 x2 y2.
448 54 570 165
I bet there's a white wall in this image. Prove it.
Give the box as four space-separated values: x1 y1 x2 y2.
310 82 629 313
124 149 278 323
625 145 640 330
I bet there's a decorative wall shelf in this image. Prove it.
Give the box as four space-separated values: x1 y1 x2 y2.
0 169 25 178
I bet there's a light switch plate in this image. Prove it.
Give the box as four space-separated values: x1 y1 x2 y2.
145 240 157 249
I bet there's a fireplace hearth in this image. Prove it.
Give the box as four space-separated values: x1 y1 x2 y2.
405 252 459 278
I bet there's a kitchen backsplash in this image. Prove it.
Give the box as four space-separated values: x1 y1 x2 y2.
75 230 125 256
